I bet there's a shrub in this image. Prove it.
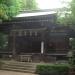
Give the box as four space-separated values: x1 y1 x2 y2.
36 64 69 75
72 58 75 65
0 60 3 69
72 50 75 65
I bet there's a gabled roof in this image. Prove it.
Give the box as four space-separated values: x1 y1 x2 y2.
15 11 56 17
15 8 69 18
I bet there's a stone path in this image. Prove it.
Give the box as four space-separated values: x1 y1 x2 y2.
0 70 38 75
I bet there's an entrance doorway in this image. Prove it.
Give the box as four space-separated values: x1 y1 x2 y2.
15 36 41 54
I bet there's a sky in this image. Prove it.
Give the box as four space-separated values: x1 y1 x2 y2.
37 0 72 9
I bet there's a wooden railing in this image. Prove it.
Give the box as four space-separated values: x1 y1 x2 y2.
19 54 32 62
44 50 69 55
18 50 69 62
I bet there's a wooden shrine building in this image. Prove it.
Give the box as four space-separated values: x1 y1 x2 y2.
0 11 75 62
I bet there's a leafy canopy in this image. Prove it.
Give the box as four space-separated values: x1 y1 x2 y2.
57 0 75 26
0 0 38 20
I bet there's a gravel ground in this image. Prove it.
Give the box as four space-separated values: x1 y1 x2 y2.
0 70 38 75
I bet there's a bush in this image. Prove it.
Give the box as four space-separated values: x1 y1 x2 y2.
72 58 75 65
36 64 69 75
0 60 3 69
72 50 75 65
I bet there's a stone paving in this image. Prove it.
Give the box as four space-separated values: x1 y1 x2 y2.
0 70 38 75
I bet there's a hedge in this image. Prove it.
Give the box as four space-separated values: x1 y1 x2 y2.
0 60 3 69
36 64 69 75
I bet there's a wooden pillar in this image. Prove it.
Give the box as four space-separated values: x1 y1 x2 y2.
12 31 16 59
41 30 45 54
24 31 26 36
35 32 37 36
18 30 22 36
30 31 32 36
41 41 44 54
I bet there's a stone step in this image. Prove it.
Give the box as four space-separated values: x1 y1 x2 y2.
2 65 36 70
3 61 34 66
2 61 36 73
4 63 35 68
2 67 35 73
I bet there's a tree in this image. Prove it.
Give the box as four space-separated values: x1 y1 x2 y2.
19 0 37 10
0 0 38 21
57 0 71 26
69 0 75 25
0 3 8 20
0 33 7 49
57 0 75 65
57 0 75 26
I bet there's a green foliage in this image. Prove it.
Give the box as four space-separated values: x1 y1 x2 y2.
72 58 75 65
0 4 9 20
72 50 75 65
21 0 37 10
0 0 38 20
0 60 3 69
71 0 75 16
69 38 75 65
71 38 75 49
57 0 74 26
57 12 71 26
0 33 8 49
57 0 75 26
70 0 75 25
36 64 69 75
